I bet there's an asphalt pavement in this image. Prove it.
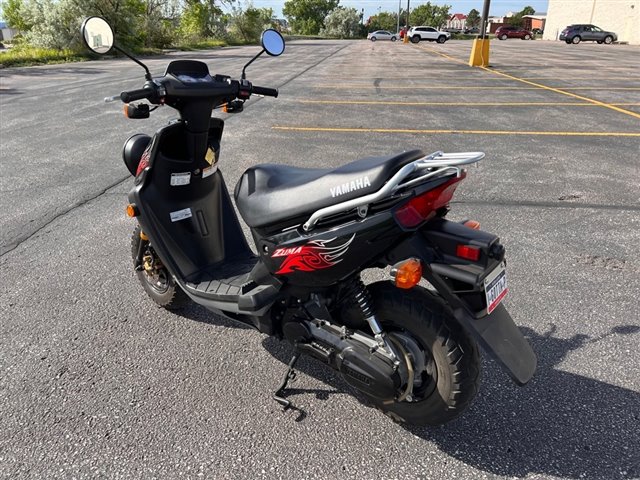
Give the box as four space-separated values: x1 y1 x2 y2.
1 38 639 479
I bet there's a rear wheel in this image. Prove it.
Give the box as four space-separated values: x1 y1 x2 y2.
131 226 189 310
572 36 581 44
603 35 613 44
366 282 481 426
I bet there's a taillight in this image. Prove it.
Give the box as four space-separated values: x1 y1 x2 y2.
394 173 466 228
456 244 480 261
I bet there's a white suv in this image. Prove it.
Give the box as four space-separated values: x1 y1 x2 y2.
408 26 450 44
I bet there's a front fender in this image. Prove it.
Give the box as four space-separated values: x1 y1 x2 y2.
386 229 536 385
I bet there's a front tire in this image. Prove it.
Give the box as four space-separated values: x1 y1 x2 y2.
370 36 376 42
131 226 189 310
411 35 420 43
437 35 447 43
499 34 508 40
572 36 581 44
604 35 613 44
391 36 397 42
366 283 481 426
523 34 531 40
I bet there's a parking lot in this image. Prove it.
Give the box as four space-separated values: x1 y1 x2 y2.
1 39 639 479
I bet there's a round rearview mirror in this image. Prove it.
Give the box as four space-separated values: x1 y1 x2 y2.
261 29 285 57
81 16 114 54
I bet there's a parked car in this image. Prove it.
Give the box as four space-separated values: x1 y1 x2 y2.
367 30 397 42
408 26 450 43
495 25 533 40
559 24 617 44
464 27 480 34
532 28 544 35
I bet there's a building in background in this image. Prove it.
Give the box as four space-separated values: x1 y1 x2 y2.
543 0 639 44
522 14 547 32
447 14 467 31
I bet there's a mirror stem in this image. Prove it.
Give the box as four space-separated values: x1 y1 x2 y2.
113 44 152 81
241 49 265 80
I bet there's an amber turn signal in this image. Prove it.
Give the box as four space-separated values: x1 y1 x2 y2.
392 258 422 290
126 204 139 218
463 219 481 230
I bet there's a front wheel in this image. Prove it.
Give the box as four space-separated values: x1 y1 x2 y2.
130 226 189 310
499 34 508 40
572 36 581 44
370 36 376 42
437 35 447 43
603 35 613 44
411 35 420 43
391 36 397 42
366 282 481 426
523 34 531 40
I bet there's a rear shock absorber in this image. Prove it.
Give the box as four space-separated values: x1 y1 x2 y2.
343 276 399 364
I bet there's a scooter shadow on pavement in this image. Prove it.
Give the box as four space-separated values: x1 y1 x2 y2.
261 323 640 479
406 324 640 480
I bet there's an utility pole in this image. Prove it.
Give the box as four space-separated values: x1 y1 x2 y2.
397 0 401 33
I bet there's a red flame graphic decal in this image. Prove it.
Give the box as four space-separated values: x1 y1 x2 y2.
274 234 356 275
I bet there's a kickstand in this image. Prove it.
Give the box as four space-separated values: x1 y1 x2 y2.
273 351 300 410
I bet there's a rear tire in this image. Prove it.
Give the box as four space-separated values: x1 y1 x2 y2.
366 282 481 426
131 226 189 310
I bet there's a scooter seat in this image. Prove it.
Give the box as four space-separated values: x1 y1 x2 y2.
234 149 425 228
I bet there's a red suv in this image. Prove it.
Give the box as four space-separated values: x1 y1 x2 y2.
495 25 533 40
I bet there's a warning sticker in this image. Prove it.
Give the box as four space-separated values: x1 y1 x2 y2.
170 208 193 222
170 172 191 186
205 147 216 165
202 165 217 178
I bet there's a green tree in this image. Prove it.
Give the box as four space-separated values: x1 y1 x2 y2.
283 0 339 35
1 0 31 30
179 0 223 39
507 5 535 27
229 5 274 42
321 6 360 38
466 8 480 28
409 2 450 29
366 11 397 32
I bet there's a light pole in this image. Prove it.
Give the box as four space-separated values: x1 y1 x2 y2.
397 0 401 33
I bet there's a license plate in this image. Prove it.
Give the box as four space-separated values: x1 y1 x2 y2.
484 262 508 314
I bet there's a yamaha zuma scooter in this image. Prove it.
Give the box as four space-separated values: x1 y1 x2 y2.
82 17 536 426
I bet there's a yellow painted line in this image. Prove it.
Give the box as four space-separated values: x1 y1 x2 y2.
413 44 640 120
272 126 640 137
297 100 640 107
311 84 640 91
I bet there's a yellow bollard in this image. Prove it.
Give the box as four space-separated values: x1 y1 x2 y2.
468 38 490 67
403 35 409 44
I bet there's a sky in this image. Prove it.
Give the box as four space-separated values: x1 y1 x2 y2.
246 0 549 22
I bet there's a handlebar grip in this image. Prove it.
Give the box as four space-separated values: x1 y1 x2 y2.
120 87 153 103
251 85 278 98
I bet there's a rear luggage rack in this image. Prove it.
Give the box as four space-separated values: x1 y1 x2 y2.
302 151 484 231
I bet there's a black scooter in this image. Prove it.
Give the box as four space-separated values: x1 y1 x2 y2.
82 17 536 426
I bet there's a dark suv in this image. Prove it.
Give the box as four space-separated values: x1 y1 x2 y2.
495 25 533 40
559 24 617 44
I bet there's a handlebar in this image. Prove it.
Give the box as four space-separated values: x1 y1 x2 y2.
251 85 278 98
120 87 155 103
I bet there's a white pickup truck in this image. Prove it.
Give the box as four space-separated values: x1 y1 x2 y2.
408 26 450 44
